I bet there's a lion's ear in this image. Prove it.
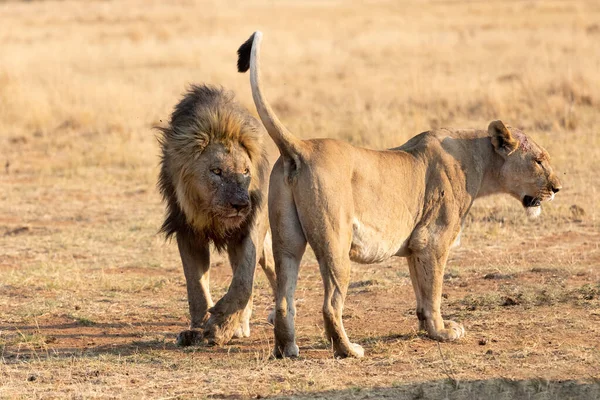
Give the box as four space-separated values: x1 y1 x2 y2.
196 133 209 153
488 120 519 156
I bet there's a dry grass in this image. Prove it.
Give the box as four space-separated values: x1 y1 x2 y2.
1 0 599 398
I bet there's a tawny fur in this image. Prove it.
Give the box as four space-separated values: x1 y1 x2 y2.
157 84 277 346
238 32 562 358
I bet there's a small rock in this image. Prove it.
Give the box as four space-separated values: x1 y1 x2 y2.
27 375 37 382
501 296 519 306
484 273 512 280
485 349 494 355
478 338 488 346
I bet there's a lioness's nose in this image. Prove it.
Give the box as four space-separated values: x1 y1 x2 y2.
551 176 562 194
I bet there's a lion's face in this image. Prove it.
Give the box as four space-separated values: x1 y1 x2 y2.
173 141 255 231
489 121 562 218
197 142 254 224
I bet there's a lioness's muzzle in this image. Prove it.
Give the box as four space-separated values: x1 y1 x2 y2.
522 195 541 208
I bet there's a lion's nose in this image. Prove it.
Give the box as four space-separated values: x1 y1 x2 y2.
230 199 250 211
552 186 561 194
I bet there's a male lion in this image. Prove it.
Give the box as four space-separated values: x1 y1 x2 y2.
157 84 276 346
237 32 562 358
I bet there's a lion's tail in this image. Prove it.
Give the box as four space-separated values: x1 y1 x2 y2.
237 32 305 170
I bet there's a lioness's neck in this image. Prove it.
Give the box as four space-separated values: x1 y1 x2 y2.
476 136 505 199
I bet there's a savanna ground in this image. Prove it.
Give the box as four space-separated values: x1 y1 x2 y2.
1 0 599 398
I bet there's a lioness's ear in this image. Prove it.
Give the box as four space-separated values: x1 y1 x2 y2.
488 120 519 156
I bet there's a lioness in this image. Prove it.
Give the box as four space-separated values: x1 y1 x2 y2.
157 84 276 346
238 32 562 358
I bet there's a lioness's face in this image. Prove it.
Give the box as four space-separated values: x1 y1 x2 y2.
195 142 254 225
489 121 562 218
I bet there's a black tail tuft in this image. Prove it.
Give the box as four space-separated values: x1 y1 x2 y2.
237 32 255 73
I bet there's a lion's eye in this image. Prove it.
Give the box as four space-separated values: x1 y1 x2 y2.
535 159 543 166
211 168 222 176
243 168 250 175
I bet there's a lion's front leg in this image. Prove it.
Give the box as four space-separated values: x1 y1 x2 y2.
408 244 464 342
175 232 212 346
259 231 277 325
203 235 258 345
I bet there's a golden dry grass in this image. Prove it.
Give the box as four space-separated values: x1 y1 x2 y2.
1 0 599 398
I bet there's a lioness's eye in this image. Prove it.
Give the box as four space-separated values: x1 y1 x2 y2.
535 159 543 166
211 168 222 175
243 168 250 175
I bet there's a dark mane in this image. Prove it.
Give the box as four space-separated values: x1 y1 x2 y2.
156 84 268 251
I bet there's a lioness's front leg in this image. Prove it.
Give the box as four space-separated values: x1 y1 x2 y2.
203 234 259 345
175 232 212 346
407 244 464 341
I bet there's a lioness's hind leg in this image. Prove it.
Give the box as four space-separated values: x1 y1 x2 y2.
408 249 465 342
292 172 361 357
316 246 363 358
271 223 305 358
270 166 307 358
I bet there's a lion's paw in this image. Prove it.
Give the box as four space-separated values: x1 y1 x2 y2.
176 329 203 347
232 327 244 338
267 309 276 325
203 315 241 346
273 342 299 359
232 322 251 339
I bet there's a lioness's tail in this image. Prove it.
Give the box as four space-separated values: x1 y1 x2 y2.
237 32 305 167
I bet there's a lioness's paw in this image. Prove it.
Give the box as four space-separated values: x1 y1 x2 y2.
444 320 465 340
273 343 299 359
176 329 203 347
430 320 465 342
334 342 364 359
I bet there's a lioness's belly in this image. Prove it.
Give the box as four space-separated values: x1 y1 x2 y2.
349 218 411 264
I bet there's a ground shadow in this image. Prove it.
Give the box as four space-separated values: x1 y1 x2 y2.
267 378 600 400
0 321 271 361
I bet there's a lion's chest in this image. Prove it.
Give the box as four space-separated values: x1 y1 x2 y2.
349 218 407 264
